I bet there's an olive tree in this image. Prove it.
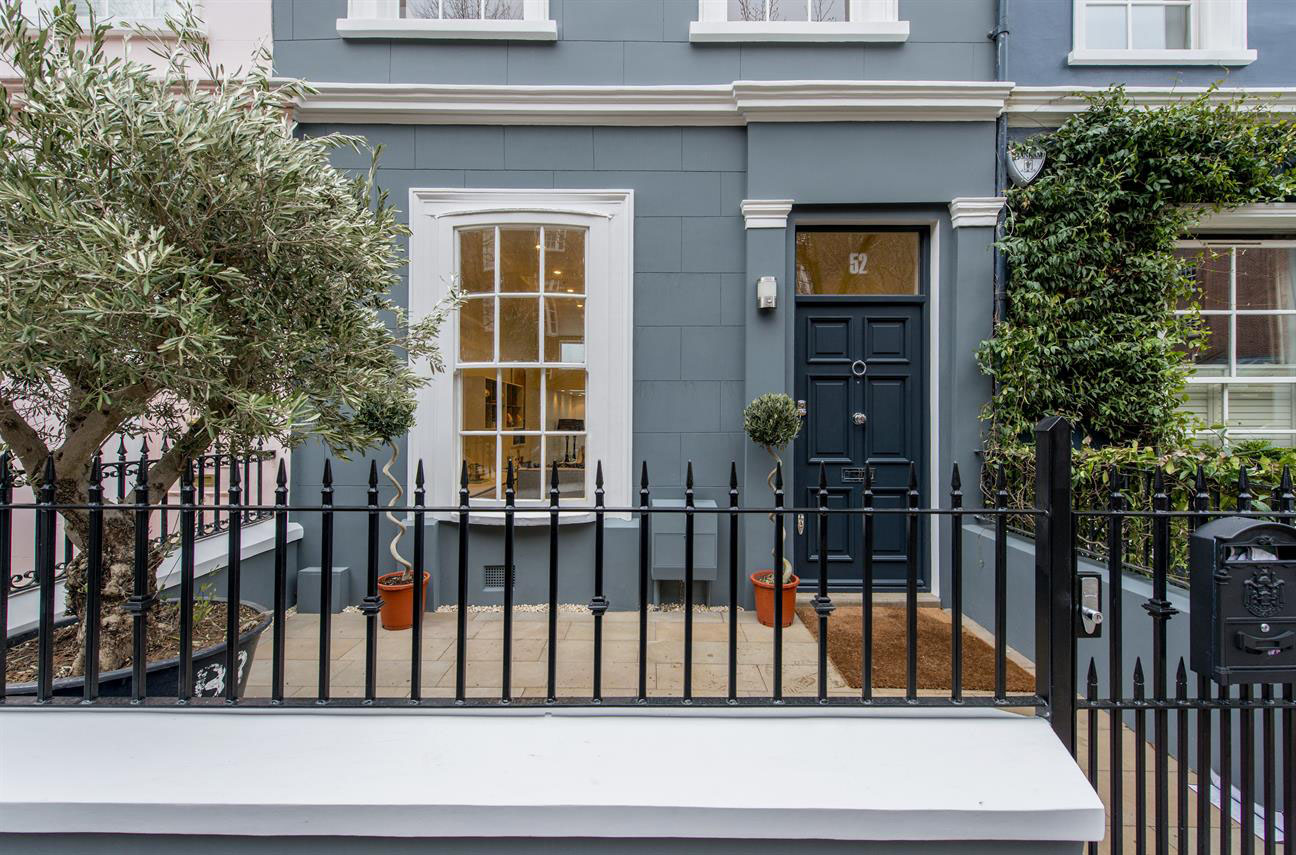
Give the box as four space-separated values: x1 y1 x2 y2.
0 2 453 670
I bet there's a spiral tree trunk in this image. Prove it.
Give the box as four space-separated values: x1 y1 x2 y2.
382 442 412 576
765 447 795 585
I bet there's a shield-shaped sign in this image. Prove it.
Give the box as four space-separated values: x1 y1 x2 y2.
1007 150 1046 187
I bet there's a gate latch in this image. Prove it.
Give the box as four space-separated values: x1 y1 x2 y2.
1076 571 1103 639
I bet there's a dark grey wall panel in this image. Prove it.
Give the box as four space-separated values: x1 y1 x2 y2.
747 123 996 203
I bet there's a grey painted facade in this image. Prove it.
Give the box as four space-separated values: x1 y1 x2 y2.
270 0 1018 609
274 0 998 86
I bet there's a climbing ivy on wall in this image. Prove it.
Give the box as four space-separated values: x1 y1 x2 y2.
977 87 1296 448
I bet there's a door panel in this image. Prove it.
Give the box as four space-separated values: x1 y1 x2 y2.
794 302 925 590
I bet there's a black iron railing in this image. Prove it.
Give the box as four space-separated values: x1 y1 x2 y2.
4 441 276 596
2 417 1292 848
0 430 1052 710
1073 465 1295 855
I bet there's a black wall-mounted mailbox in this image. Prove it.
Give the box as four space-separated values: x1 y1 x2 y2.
1190 517 1296 685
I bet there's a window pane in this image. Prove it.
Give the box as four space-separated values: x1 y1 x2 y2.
546 436 586 499
1236 315 1296 376
544 228 586 294
499 367 541 431
488 0 523 18
809 0 846 22
1176 247 1229 310
1183 314 1229 376
1131 3 1189 50
546 369 586 431
1085 3 1127 49
404 0 440 18
458 228 495 294
1185 384 1224 428
442 0 481 19
545 298 585 362
1236 247 1296 310
499 297 540 362
461 368 498 431
500 226 540 293
503 435 543 500
463 435 498 499
1228 385 1296 431
769 0 809 21
728 0 766 21
796 231 920 296
459 297 494 362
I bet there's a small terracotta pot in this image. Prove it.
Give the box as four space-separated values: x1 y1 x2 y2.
377 571 431 631
750 571 799 628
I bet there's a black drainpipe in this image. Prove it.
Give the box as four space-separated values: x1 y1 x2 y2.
990 0 1010 325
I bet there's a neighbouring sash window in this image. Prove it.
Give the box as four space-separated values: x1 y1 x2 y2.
1177 242 1296 446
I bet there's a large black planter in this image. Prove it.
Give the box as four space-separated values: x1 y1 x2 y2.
5 599 271 699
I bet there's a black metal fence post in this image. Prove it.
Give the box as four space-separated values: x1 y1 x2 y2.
1035 415 1075 750
0 453 9 703
128 447 150 703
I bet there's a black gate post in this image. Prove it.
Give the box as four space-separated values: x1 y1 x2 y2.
1035 416 1076 751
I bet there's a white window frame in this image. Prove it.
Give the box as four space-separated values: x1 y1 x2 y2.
689 0 908 42
1176 237 1296 446
338 0 556 40
21 0 199 34
409 189 633 515
1068 0 1255 66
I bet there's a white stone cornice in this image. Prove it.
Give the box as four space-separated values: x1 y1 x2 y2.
742 200 795 229
1006 86 1296 128
1187 203 1296 233
289 82 741 126
732 81 1014 123
288 80 1015 127
949 197 1005 229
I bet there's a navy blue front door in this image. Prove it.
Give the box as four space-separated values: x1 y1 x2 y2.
793 300 926 590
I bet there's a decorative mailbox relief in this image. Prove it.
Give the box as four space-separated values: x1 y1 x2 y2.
1190 518 1296 685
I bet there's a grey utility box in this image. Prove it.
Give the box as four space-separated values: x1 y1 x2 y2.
1190 518 1296 685
650 499 718 603
297 565 351 614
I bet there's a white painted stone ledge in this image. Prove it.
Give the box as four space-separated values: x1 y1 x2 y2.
6 520 303 631
0 707 1105 842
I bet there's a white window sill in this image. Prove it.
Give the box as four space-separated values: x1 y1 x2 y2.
337 17 558 41
689 20 909 43
429 510 617 526
1067 48 1257 66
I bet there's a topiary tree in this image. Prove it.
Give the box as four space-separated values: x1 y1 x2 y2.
978 86 1296 448
743 393 803 583
356 392 419 580
0 2 455 670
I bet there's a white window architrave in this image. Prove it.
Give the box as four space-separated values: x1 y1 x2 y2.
409 188 634 517
689 0 908 42
1068 0 1255 66
339 0 556 40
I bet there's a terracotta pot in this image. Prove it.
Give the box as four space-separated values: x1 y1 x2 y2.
750 571 799 628
377 571 431 631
